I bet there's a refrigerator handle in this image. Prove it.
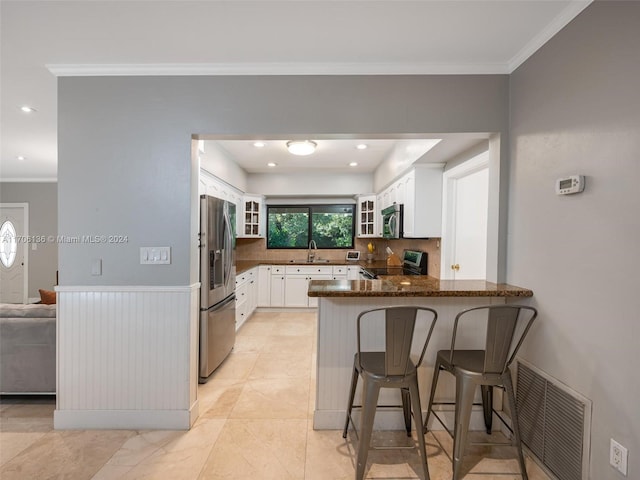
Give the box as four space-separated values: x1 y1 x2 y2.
223 209 233 287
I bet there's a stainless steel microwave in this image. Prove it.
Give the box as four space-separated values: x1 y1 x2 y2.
381 204 403 239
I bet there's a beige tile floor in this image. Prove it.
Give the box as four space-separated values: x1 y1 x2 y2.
0 311 551 480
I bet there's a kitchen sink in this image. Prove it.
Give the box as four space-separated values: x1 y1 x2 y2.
288 259 331 264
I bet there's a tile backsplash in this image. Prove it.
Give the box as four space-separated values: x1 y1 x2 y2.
236 237 441 278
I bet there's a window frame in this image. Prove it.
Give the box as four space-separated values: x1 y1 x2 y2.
266 204 355 249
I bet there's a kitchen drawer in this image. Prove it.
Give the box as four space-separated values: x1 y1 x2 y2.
236 282 248 303
285 265 332 275
332 265 347 275
236 272 249 285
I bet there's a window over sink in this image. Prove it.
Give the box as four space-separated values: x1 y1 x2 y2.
266 204 355 249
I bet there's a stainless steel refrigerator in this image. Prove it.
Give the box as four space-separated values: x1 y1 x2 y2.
199 195 236 382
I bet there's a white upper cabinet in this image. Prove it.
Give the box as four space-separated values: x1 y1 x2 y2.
238 194 265 238
376 193 384 236
374 164 444 238
395 176 406 206
356 194 377 238
402 164 444 238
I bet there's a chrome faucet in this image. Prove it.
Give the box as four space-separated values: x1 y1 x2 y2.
308 240 317 262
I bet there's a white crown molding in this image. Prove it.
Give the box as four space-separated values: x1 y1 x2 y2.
508 0 593 73
46 61 511 77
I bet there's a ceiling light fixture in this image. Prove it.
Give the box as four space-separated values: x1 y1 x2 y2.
20 106 36 113
356 144 368 150
349 162 358 167
17 156 26 161
253 141 266 148
267 162 277 167
286 140 317 156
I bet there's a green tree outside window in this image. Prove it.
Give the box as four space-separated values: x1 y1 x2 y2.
267 205 354 249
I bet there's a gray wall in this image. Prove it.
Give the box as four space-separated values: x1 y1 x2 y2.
58 75 509 286
509 2 640 478
0 182 58 297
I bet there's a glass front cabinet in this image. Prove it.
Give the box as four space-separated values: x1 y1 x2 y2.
239 194 265 238
356 194 378 238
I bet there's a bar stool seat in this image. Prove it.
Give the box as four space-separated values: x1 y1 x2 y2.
342 306 438 480
423 304 537 480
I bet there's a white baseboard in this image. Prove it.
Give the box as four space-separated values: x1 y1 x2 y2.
189 399 199 428
54 408 193 430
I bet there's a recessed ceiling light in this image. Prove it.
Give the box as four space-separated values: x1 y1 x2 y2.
20 106 36 113
17 156 26 161
356 144 368 150
253 141 266 148
267 162 277 167
286 140 317 156
349 162 358 167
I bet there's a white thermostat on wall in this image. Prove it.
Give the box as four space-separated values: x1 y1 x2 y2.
555 175 585 195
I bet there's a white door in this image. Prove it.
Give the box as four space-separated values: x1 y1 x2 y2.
0 204 28 303
441 153 489 280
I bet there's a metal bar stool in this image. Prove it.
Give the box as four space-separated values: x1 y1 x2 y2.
342 306 438 480
423 304 537 480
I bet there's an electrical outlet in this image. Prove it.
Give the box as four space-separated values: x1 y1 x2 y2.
610 439 628 475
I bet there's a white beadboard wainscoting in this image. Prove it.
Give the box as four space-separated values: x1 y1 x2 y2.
54 284 200 430
314 296 508 431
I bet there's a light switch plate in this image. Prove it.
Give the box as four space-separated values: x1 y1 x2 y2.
140 247 171 265
91 258 102 276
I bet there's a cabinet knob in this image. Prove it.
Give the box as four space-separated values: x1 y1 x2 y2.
451 264 460 271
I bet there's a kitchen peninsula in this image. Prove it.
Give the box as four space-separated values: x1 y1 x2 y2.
308 277 533 430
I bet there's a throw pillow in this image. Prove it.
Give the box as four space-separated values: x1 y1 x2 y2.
39 289 57 305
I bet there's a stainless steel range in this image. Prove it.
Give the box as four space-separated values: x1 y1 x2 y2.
361 249 428 279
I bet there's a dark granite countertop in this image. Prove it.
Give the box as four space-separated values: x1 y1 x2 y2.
307 276 533 298
237 260 532 297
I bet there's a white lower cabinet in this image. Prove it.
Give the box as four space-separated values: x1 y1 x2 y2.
235 272 249 331
246 264 361 311
270 266 286 307
235 267 258 331
332 265 347 280
285 275 310 307
257 265 272 307
247 268 258 314
347 266 361 280
284 265 332 307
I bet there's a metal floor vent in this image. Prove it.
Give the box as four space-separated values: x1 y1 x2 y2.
516 361 591 480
